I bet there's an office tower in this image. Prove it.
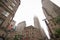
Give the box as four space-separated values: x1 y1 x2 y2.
0 0 20 29
34 16 48 40
16 21 26 35
42 0 60 39
0 0 20 38
34 16 40 29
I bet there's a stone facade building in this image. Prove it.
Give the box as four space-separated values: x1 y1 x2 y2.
22 25 45 40
0 0 20 39
0 0 20 29
7 20 16 31
42 0 60 39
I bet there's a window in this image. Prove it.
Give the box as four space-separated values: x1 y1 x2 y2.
10 17 13 20
8 5 13 10
0 18 4 25
12 2 15 6
2 11 10 17
14 0 17 4
4 0 8 2
9 0 15 7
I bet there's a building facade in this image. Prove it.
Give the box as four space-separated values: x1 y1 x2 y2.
34 16 40 29
42 0 60 39
16 21 26 35
0 0 20 29
0 0 20 39
22 25 43 40
34 16 48 40
7 20 16 31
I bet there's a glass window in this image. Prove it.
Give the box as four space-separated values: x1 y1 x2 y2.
9 0 15 7
14 0 17 4
8 5 13 10
12 2 15 6
10 17 13 20
4 0 8 2
0 19 3 25
2 11 10 17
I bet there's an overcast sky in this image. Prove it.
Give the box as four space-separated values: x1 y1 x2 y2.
13 0 60 39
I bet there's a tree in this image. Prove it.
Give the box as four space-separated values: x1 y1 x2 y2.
14 35 18 40
55 28 60 38
14 35 23 40
54 16 60 24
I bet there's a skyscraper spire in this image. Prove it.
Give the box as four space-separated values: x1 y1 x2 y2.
34 16 40 29
34 16 48 40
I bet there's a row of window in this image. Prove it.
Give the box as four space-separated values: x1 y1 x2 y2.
0 8 13 25
0 0 16 26
4 0 17 3
0 18 4 25
0 10 13 26
2 11 10 17
8 5 13 10
2 10 13 20
14 0 17 4
8 0 17 10
5 0 17 10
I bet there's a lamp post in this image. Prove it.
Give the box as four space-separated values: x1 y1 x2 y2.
43 19 55 40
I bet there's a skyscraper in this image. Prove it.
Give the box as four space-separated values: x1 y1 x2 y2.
42 0 60 39
34 16 48 40
34 16 40 29
0 0 20 38
16 21 26 35
0 0 20 29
